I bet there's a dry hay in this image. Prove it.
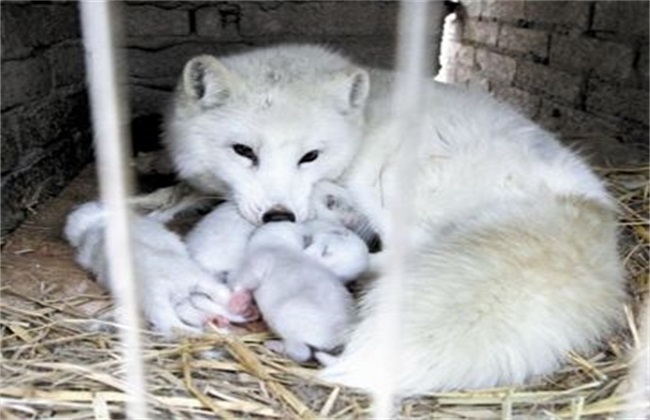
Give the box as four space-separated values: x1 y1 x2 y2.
1 165 648 419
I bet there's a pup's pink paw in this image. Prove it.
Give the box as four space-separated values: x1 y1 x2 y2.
208 315 231 329
228 290 260 321
228 290 252 313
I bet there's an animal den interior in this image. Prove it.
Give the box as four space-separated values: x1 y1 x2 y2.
1 0 648 418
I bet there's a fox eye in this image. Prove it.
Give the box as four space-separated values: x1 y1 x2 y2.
232 144 258 164
299 150 319 165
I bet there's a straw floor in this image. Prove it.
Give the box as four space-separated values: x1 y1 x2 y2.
1 162 648 419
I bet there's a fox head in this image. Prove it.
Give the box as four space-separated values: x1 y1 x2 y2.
164 46 370 225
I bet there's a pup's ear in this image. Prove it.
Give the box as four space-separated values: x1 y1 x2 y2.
182 55 234 108
327 67 370 114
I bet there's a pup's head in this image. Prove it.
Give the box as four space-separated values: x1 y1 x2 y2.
302 220 369 282
248 221 304 252
165 46 370 225
64 201 106 247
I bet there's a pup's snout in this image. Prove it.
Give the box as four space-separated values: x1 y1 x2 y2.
262 207 296 223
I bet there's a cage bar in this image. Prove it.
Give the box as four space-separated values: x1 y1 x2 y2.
79 1 148 418
370 1 439 417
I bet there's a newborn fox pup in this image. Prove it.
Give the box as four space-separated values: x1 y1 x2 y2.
229 221 368 362
64 202 247 335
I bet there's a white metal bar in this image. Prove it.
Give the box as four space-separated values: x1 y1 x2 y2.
79 1 148 418
624 303 649 418
371 1 437 417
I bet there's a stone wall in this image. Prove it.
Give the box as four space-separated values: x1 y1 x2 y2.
439 0 649 165
1 1 92 237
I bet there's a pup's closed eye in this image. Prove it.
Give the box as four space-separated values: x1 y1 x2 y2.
321 245 331 258
325 194 338 210
302 234 313 248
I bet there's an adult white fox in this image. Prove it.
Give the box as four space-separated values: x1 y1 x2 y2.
161 44 625 394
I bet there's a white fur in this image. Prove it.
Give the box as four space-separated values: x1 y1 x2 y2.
230 222 359 362
70 182 370 337
160 45 624 393
301 219 369 283
185 201 256 279
186 183 374 281
64 202 246 336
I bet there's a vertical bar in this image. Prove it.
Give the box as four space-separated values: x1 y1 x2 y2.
371 1 436 418
79 1 148 418
624 303 649 417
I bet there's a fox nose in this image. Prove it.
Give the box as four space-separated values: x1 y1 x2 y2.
262 207 296 223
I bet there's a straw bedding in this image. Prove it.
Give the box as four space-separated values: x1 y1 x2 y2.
1 161 647 419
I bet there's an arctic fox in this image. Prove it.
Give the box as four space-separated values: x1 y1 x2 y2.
64 202 249 335
227 220 367 362
139 44 624 394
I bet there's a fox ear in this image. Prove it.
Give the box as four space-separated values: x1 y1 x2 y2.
328 67 370 114
182 55 234 108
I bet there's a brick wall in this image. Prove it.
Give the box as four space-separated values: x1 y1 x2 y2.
124 1 402 119
10 1 640 236
439 0 649 166
1 1 92 237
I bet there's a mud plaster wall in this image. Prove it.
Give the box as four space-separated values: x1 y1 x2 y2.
439 0 649 166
